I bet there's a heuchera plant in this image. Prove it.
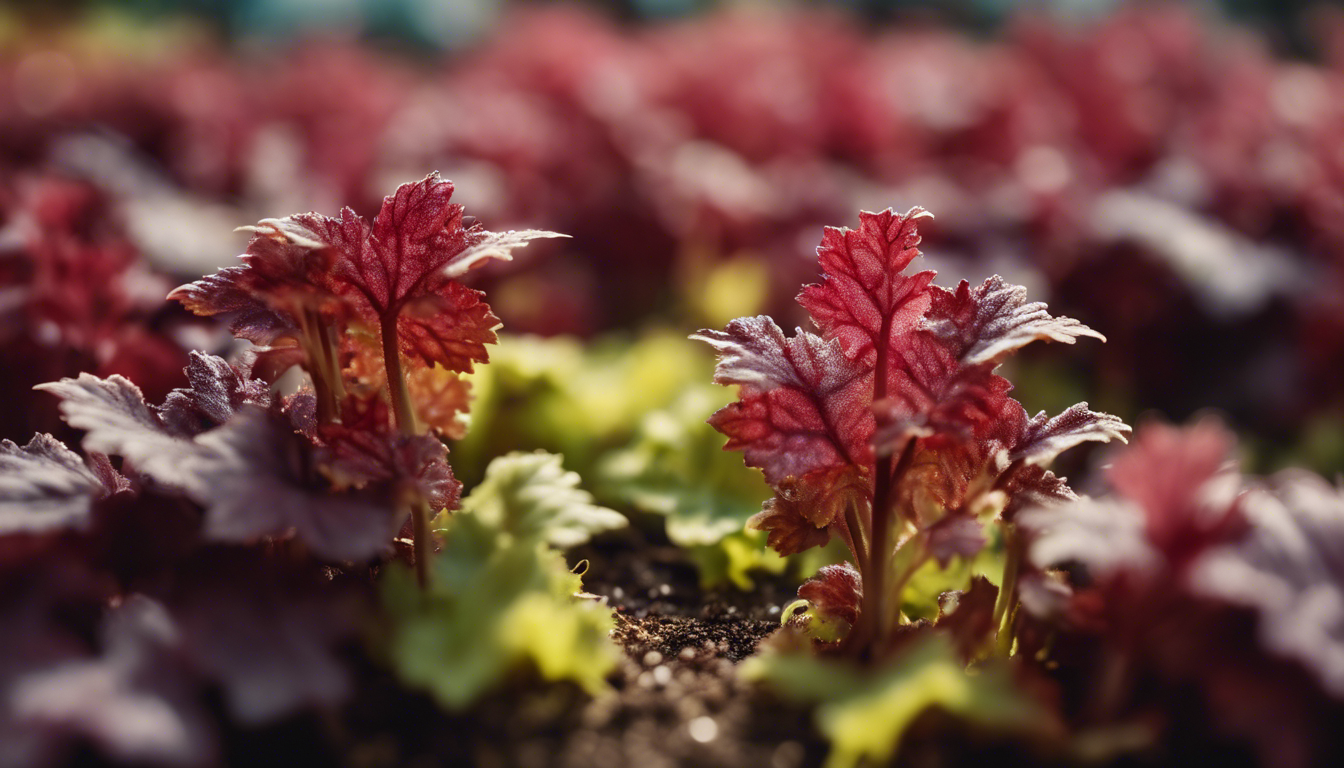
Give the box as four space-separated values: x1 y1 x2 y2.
167 172 563 583
695 208 1130 657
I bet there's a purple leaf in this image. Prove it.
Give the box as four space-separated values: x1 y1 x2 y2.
181 408 406 562
0 434 115 534
1010 403 1131 466
693 316 872 486
925 275 1104 365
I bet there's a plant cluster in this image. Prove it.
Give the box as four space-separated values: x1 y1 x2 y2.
0 174 624 766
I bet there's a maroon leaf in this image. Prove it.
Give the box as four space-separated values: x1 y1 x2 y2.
0 434 117 534
925 275 1104 365
1190 471 1344 698
1107 418 1244 563
181 408 406 562
167 266 297 346
320 172 563 373
157 351 272 436
693 316 871 486
748 486 833 557
797 562 863 627
1010 402 1131 466
319 419 461 512
797 208 936 364
10 595 215 767
935 575 999 660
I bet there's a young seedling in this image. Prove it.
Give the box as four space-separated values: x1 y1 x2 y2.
170 173 564 584
695 208 1130 659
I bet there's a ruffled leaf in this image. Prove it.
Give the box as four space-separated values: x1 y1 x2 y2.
455 451 625 549
693 316 871 486
925 275 1104 365
797 208 936 364
1010 402 1131 466
36 373 195 486
0 434 119 534
157 351 271 436
796 562 863 628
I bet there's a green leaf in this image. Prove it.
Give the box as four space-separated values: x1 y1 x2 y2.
600 387 768 541
382 514 617 709
449 451 626 549
743 635 1050 768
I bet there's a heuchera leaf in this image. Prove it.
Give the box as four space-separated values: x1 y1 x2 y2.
924 275 1105 366
315 172 562 373
699 207 1126 566
1190 470 1344 698
1023 419 1244 579
157 351 272 436
36 373 196 487
181 408 407 562
797 208 936 364
454 451 625 549
796 562 863 627
10 596 215 767
0 434 121 534
692 316 871 486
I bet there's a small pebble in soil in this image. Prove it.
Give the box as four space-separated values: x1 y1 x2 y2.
653 666 672 686
642 651 663 667
688 716 719 744
771 740 805 768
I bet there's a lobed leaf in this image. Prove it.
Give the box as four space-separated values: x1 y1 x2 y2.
925 275 1104 365
1010 403 1131 467
456 451 625 549
0 434 118 534
181 408 407 562
693 316 871 486
797 208 936 364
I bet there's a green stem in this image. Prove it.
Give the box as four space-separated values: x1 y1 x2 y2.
843 499 870 574
993 522 1022 657
381 315 430 587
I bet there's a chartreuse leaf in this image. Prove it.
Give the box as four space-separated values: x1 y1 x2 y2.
384 457 620 710
743 636 1049 768
599 387 766 542
450 451 626 549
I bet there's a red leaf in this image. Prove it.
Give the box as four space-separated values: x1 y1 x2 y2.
796 562 863 627
694 316 872 486
797 208 936 365
925 276 1104 365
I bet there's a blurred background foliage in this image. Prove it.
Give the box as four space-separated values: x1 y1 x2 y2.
4 0 1344 587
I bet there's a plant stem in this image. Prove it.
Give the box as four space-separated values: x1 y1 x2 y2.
993 522 1022 656
853 436 916 658
843 500 870 574
301 308 340 424
381 315 430 587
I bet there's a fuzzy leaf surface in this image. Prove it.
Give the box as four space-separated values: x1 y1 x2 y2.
925 276 1104 365
693 316 871 486
797 208 935 364
0 434 115 533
